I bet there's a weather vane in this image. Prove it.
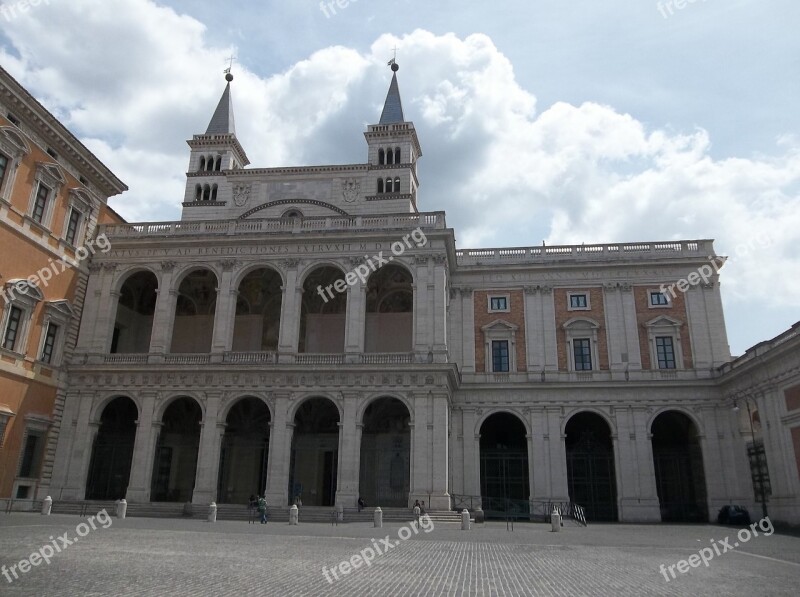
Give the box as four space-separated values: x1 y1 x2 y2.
224 54 237 75
387 46 399 71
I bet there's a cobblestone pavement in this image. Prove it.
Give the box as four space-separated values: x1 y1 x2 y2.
1 514 799 596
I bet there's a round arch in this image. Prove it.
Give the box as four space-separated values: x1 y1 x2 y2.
232 264 286 290
647 406 705 437
219 393 274 423
561 407 617 437
297 261 348 287
288 393 343 423
85 396 139 501
357 392 415 424
91 393 141 425
171 264 221 291
475 408 531 438
154 393 206 423
112 266 160 295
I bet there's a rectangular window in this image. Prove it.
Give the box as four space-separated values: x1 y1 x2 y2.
3 305 23 351
40 322 59 364
650 291 670 306
32 183 50 223
65 208 82 245
489 296 508 312
491 340 510 372
0 152 8 190
18 433 40 478
656 336 676 369
569 294 588 309
573 338 593 371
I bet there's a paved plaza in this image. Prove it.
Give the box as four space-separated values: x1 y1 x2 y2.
0 513 799 596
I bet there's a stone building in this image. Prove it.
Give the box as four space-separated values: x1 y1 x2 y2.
0 66 126 503
42 66 800 524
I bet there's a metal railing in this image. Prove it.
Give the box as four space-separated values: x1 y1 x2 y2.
450 494 588 526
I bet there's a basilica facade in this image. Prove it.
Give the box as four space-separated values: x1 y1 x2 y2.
41 67 800 524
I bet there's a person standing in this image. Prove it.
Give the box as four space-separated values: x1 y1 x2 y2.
257 495 268 524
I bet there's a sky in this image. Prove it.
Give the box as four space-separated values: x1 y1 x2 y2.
0 0 798 356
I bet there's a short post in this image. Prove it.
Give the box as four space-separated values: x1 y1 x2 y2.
41 496 52 516
289 504 299 525
374 507 383 528
336 503 344 523
461 509 471 531
550 506 561 532
208 502 217 523
116 499 128 520
475 507 485 524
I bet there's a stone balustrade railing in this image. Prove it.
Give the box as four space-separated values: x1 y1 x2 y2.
98 212 447 240
455 240 715 265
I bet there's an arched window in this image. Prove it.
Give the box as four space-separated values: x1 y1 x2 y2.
195 185 202 201
386 148 394 165
385 178 393 193
205 156 213 171
282 209 303 219
378 149 385 165
198 157 206 172
215 157 222 171
394 147 401 163
377 179 384 194
211 184 218 201
394 177 400 193
202 185 211 201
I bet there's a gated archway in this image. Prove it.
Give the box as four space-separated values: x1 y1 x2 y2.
565 411 618 521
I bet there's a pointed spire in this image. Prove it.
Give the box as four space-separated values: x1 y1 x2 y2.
205 72 236 135
379 62 405 125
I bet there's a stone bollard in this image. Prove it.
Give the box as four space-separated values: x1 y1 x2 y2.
116 499 128 519
550 507 561 532
475 507 485 524
374 507 383 528
41 496 52 516
336 503 344 523
289 504 299 525
208 502 217 523
461 509 471 531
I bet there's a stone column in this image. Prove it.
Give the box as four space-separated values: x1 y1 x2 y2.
619 284 642 370
211 262 237 356
461 289 475 373
431 256 448 360
523 287 541 372
265 393 292 505
547 407 569 501
47 390 83 497
461 409 481 503
409 393 429 503
61 393 98 500
91 263 118 353
429 393 450 509
413 259 430 353
191 392 222 504
277 263 302 359
540 287 558 372
448 289 464 367
75 263 104 353
125 391 158 502
335 393 361 507
148 262 178 356
615 406 660 522
529 408 550 501
344 281 366 356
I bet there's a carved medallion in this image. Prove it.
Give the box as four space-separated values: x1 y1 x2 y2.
342 179 360 203
233 184 251 207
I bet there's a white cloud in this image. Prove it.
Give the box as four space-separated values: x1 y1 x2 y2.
1 2 798 319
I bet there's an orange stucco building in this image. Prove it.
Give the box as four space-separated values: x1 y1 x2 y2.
0 65 126 502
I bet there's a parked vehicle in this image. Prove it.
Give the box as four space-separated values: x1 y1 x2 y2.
717 505 751 525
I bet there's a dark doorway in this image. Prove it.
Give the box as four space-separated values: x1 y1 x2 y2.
86 397 138 500
651 411 708 522
565 412 618 521
217 397 271 503
359 397 411 507
289 398 340 506
150 397 202 502
479 412 529 516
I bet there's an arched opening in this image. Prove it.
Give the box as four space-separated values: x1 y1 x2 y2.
202 185 211 201
289 398 339 506
565 412 618 521
214 156 222 171
651 411 708 522
359 398 410 507
377 178 384 194
198 157 206 172
479 412 529 517
394 147 401 163
378 148 385 165
394 177 400 192
151 397 202 502
385 178 393 193
217 398 271 504
211 184 218 201
282 209 303 219
365 264 413 352
299 266 346 353
205 156 213 171
386 148 394 165
194 185 202 201
111 271 158 354
233 269 282 351
85 397 138 500
170 269 217 353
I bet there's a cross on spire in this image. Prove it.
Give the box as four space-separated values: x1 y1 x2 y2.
224 54 237 75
